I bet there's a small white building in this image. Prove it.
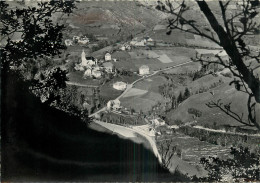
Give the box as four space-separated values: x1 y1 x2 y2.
78 36 89 45
153 118 165 126
73 36 80 42
120 45 126 51
93 66 100 71
139 65 149 75
147 37 153 42
65 39 73 46
113 81 127 90
107 99 121 110
84 68 92 77
113 99 121 110
105 53 112 61
149 128 156 136
120 44 131 51
92 70 102 78
74 63 84 71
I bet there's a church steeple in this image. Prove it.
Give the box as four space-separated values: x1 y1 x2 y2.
81 49 88 66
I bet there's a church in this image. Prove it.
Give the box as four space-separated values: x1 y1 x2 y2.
81 50 97 68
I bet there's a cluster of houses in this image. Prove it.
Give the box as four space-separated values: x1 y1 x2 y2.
74 50 115 79
120 43 131 51
130 36 155 47
113 81 127 90
145 116 175 136
65 35 90 46
139 65 150 75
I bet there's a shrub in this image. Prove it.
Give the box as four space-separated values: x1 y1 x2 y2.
187 108 202 117
174 119 182 126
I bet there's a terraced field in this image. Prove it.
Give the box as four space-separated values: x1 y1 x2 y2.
157 133 231 167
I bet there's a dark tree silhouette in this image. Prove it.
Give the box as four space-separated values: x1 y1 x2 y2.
199 146 260 181
0 0 76 74
1 0 77 104
160 0 260 130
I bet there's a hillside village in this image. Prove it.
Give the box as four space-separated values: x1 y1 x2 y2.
46 0 260 176
4 0 260 181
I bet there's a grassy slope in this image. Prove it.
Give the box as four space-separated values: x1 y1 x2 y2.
62 1 164 41
120 91 167 113
167 82 260 128
135 75 168 93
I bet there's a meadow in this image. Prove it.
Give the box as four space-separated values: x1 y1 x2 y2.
120 91 167 113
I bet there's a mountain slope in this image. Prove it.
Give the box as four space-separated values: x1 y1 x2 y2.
167 82 260 129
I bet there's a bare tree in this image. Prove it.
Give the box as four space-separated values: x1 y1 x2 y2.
158 139 177 169
159 0 260 130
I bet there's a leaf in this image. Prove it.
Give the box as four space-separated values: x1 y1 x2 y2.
249 11 258 19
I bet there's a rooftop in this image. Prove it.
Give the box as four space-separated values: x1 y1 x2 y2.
140 65 149 69
86 56 96 60
113 81 127 86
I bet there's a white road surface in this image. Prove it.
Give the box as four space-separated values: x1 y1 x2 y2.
95 120 162 163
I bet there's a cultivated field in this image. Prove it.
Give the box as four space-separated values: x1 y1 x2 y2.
115 48 195 72
134 75 168 93
163 62 201 74
157 133 231 167
122 88 148 98
120 91 167 113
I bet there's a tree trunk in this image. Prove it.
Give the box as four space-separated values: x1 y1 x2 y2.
196 0 260 103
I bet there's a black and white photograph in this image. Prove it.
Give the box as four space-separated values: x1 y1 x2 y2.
1 0 260 182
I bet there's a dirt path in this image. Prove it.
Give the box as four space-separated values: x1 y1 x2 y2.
192 125 260 137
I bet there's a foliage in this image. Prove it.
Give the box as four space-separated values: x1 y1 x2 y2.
183 87 190 99
200 147 260 182
177 92 183 103
192 69 206 81
174 119 182 126
1 1 76 105
1 1 76 69
30 67 68 104
187 108 202 117
100 112 146 126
